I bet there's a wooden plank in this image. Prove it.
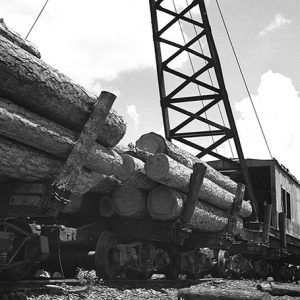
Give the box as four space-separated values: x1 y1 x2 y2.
53 91 115 194
279 212 287 249
181 163 207 225
262 204 272 244
226 183 245 235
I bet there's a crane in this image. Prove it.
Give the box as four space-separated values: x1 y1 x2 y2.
148 0 258 220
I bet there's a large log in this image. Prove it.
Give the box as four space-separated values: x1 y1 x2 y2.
0 136 102 195
0 19 41 58
145 154 252 218
136 132 237 194
178 286 271 300
0 97 123 177
112 184 147 218
0 35 126 147
147 186 243 233
117 154 157 190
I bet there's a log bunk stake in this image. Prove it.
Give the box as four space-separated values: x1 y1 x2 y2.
262 204 272 245
180 163 207 229
49 91 116 211
225 183 245 238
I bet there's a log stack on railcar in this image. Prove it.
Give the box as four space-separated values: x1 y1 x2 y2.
0 21 299 282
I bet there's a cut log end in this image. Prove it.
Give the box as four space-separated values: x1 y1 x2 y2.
113 184 147 218
136 132 164 154
148 186 183 220
98 195 114 218
118 154 140 181
145 153 170 180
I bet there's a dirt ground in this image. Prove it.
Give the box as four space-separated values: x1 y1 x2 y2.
2 277 300 300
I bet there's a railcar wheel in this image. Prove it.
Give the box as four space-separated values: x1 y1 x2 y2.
95 231 120 280
217 250 230 278
4 219 35 280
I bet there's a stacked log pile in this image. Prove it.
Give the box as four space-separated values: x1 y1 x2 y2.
0 23 252 233
0 23 127 211
134 132 253 233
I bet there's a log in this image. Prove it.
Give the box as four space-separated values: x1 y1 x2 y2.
147 186 243 233
181 163 207 225
0 19 41 58
53 91 116 193
0 97 123 177
136 132 237 194
90 175 121 194
112 184 147 218
0 35 126 147
62 195 84 214
117 154 157 190
178 286 271 300
98 195 114 218
0 136 102 195
145 154 252 218
258 282 300 297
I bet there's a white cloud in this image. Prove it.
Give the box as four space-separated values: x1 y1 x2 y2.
259 14 291 36
0 0 155 90
126 105 139 126
235 70 300 179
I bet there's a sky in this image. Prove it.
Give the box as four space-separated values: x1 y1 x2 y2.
0 0 299 179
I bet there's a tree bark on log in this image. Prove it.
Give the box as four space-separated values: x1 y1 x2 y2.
0 35 126 147
147 186 243 233
258 282 300 296
178 286 271 300
54 91 116 193
112 184 147 218
90 175 121 194
145 154 252 218
0 136 103 195
136 132 237 194
98 195 114 218
117 154 157 190
0 19 41 58
0 97 124 177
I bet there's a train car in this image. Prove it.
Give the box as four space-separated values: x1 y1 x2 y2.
209 158 300 280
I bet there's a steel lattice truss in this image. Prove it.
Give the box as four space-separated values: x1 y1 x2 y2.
149 0 258 218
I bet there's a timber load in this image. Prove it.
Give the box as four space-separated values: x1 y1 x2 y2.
0 23 251 235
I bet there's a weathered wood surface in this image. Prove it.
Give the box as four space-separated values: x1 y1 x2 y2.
226 183 245 235
0 136 102 195
136 132 237 194
118 154 157 190
98 195 114 218
0 19 41 58
54 91 116 193
0 97 123 177
258 282 300 296
90 175 121 194
181 163 207 225
145 154 252 218
0 35 126 147
147 186 243 233
178 286 271 300
113 184 147 218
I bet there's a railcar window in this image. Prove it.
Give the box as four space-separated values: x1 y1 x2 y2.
281 187 291 220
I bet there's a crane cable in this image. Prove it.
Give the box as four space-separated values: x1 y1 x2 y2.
215 0 273 159
25 0 49 39
171 0 217 150
185 0 235 158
